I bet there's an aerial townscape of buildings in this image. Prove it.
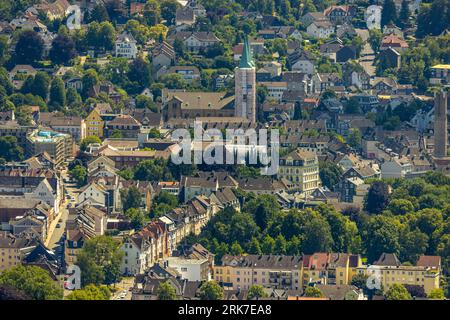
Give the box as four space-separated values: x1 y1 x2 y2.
0 0 449 302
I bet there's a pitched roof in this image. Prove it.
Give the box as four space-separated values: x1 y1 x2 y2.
239 35 255 68
416 255 441 269
221 254 303 269
374 253 401 266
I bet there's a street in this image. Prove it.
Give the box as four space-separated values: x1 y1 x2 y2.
111 278 135 300
355 28 376 77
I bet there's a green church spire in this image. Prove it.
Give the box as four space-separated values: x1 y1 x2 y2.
239 35 255 68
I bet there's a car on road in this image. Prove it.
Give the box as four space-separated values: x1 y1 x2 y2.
56 223 61 228
58 218 63 223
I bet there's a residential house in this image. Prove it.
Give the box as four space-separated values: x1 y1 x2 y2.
430 64 450 85
152 41 175 70
121 220 169 275
381 156 413 178
378 47 401 70
278 149 320 194
300 12 328 27
8 64 37 81
258 82 288 103
380 34 409 52
167 31 220 53
115 32 138 59
323 5 355 24
104 114 141 139
166 256 210 281
85 103 112 138
0 234 38 271
162 66 201 83
306 20 334 39
35 0 70 20
288 50 315 75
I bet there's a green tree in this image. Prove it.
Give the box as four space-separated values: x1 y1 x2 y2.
80 135 102 151
90 3 109 22
128 57 152 91
76 236 124 286
344 97 361 114
157 281 177 300
49 77 66 110
49 34 77 64
0 35 10 65
66 284 111 300
364 215 400 263
198 281 224 300
261 234 276 254
151 190 179 217
365 181 390 214
0 265 63 300
385 284 412 300
244 194 280 230
160 73 187 89
387 199 414 215
144 0 161 26
301 210 334 254
134 159 172 181
124 208 146 230
31 72 50 100
399 229 428 263
160 0 179 25
82 69 99 98
248 237 262 255
121 186 143 211
398 0 410 28
319 160 343 190
347 128 362 150
15 30 44 64
69 165 88 187
230 241 244 255
368 28 382 52
304 286 324 298
0 136 24 161
381 0 397 27
247 285 268 300
97 21 116 50
427 288 445 300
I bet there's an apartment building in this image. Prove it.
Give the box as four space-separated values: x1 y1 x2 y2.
26 129 73 165
0 234 37 271
215 255 304 291
357 253 441 295
278 149 320 194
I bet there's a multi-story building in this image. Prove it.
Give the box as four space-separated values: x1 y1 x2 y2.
278 149 320 194
26 129 73 165
357 253 441 295
166 256 210 281
38 113 86 142
215 255 304 291
85 104 113 138
0 234 37 271
120 220 169 275
0 122 34 148
115 32 138 59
